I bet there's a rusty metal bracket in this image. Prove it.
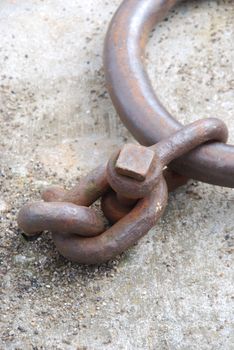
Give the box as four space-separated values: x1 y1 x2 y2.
104 0 234 187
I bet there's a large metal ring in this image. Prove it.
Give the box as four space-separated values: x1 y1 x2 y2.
104 0 234 187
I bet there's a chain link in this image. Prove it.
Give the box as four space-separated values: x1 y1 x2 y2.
18 118 227 264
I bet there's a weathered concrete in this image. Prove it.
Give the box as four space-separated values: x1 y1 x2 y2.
0 1 233 349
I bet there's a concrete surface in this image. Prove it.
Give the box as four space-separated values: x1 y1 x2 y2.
0 0 233 349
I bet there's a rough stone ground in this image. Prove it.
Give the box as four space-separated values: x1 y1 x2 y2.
0 1 233 349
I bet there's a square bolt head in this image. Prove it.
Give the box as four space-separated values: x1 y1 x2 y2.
115 144 155 181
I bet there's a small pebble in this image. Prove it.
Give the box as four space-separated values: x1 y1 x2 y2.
0 199 10 213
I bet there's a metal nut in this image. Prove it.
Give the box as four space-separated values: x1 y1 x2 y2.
115 144 155 181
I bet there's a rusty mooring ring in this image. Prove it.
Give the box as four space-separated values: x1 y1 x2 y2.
104 0 234 187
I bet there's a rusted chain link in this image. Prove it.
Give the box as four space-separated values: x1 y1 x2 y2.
18 118 227 264
104 0 234 187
